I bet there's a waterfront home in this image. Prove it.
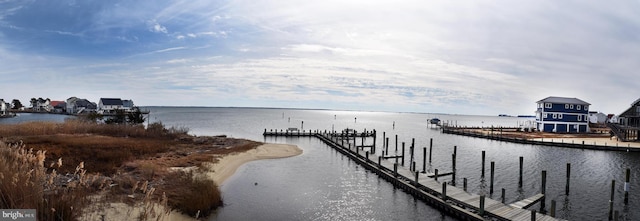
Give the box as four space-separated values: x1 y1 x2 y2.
588 111 608 124
66 97 97 114
618 98 640 127
535 96 590 133
48 101 67 113
32 98 50 112
0 99 7 115
98 98 124 114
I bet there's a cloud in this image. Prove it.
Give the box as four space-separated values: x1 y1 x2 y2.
148 20 168 33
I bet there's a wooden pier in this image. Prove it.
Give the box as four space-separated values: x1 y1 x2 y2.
442 126 640 152
264 129 564 221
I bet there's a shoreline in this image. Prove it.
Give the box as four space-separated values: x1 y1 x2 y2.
83 143 302 221
204 143 303 185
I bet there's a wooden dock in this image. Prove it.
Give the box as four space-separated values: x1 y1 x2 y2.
441 126 640 152
264 129 565 221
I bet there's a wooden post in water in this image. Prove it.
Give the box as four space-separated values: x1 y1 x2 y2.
414 171 419 187
372 130 376 153
481 151 486 178
550 200 556 218
385 137 389 156
429 138 433 163
442 182 447 200
609 179 615 220
452 153 456 186
411 138 415 169
530 210 536 221
401 142 405 167
412 162 416 172
422 147 427 173
365 151 369 162
519 156 524 188
625 168 630 204
501 188 505 203
490 161 495 194
541 170 547 210
453 145 457 156
435 169 439 181
395 134 398 152
394 163 398 178
479 195 485 216
566 163 571 195
378 156 382 168
463 178 467 191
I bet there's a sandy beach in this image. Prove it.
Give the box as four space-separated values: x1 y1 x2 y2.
82 143 302 221
205 143 303 185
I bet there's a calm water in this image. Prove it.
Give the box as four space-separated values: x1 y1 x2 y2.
4 108 639 220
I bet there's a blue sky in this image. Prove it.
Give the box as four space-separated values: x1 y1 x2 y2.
1 0 639 115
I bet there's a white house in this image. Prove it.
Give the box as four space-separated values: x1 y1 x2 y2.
98 98 124 114
588 111 607 124
0 99 7 115
67 97 97 114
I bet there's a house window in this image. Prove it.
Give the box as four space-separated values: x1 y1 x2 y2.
585 115 589 122
543 113 548 119
584 106 588 111
553 114 557 119
577 105 581 110
545 103 552 109
578 115 582 121
570 104 574 109
565 104 569 109
559 114 563 119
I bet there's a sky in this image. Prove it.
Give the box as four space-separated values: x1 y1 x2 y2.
1 0 639 115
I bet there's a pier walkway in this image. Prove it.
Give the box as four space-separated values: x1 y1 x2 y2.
264 129 564 221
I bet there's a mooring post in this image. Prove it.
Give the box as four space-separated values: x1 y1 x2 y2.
378 156 382 168
395 134 398 152
401 142 405 166
453 145 457 156
566 163 571 195
501 188 506 203
442 182 447 200
609 179 615 220
614 210 619 221
365 151 369 162
411 138 415 168
429 138 433 163
412 162 416 172
372 130 376 153
479 195 485 216
452 153 456 186
435 169 439 181
541 170 547 210
519 156 524 188
625 168 630 204
355 143 359 154
385 137 389 156
414 171 419 187
482 151 486 178
422 147 427 173
394 163 398 178
490 161 495 194
463 178 467 191
530 210 536 221
550 200 556 217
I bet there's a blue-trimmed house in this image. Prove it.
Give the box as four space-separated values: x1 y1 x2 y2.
535 96 590 133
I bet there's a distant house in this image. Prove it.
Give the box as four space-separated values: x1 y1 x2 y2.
48 101 67 113
66 97 97 114
34 98 50 112
588 111 607 124
618 98 640 127
122 100 135 111
535 96 590 133
0 99 7 115
98 98 124 114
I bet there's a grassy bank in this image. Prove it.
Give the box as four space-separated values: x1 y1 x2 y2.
0 120 261 220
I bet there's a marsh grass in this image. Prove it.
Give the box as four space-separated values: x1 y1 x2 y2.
0 121 260 220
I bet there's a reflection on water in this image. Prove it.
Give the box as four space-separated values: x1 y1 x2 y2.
145 107 640 220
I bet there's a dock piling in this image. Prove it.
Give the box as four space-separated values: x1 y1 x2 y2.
429 138 433 163
625 168 630 204
531 210 536 221
442 182 447 200
401 142 405 166
435 169 439 181
541 170 547 210
490 161 495 194
463 178 467 191
481 151 486 178
422 147 427 173
452 153 456 186
479 195 485 216
609 179 615 220
501 188 505 203
566 163 571 195
414 171 419 187
550 200 556 217
519 156 523 188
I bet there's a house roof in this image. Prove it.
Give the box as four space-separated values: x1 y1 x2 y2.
619 97 640 117
537 96 590 105
100 98 123 106
50 101 66 108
